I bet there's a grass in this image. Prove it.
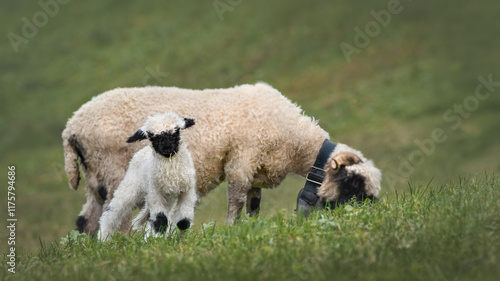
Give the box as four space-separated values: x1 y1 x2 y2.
0 0 499 279
2 175 499 281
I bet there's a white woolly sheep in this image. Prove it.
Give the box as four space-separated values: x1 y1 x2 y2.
62 83 382 234
98 112 197 241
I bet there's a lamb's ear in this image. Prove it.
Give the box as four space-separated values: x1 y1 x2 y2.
126 129 148 143
182 118 195 129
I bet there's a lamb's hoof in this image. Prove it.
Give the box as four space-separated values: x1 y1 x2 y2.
97 230 108 242
176 218 191 231
152 212 169 234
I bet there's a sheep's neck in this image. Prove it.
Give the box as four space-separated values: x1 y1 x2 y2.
290 135 328 177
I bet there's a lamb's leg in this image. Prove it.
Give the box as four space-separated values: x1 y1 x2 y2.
101 174 133 234
118 213 132 234
132 204 150 231
146 187 171 237
102 196 133 235
246 187 261 217
226 180 251 224
173 188 197 231
98 177 143 241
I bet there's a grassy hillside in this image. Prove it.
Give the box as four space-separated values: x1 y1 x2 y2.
2 175 499 281
0 0 499 269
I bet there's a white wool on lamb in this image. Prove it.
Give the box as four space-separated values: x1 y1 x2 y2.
98 112 197 241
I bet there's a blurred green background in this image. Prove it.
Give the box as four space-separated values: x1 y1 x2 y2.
0 0 499 253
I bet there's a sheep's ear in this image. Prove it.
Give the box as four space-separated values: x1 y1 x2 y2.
183 118 195 129
127 129 148 143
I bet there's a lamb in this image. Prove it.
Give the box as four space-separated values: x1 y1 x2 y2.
62 83 382 234
98 112 197 241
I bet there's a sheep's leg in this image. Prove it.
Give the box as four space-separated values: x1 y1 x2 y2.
98 176 143 241
226 180 251 224
76 190 103 235
245 187 261 217
173 188 197 231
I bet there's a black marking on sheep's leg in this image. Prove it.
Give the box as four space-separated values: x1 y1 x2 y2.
246 187 261 217
250 197 261 212
98 185 107 201
75 216 87 233
177 218 191 231
153 212 169 234
104 206 111 212
68 134 87 169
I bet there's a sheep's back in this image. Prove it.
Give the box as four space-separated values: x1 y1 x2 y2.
64 83 327 193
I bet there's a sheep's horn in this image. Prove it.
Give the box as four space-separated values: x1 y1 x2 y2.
331 152 363 172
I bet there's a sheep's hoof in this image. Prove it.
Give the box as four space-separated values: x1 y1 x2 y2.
75 216 87 233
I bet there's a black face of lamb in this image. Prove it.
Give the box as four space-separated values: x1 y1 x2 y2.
153 212 169 234
327 173 375 208
149 130 181 158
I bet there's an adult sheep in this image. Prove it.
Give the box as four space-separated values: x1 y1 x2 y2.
62 83 381 234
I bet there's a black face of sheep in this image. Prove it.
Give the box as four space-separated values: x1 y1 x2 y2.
327 168 376 207
318 152 380 209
